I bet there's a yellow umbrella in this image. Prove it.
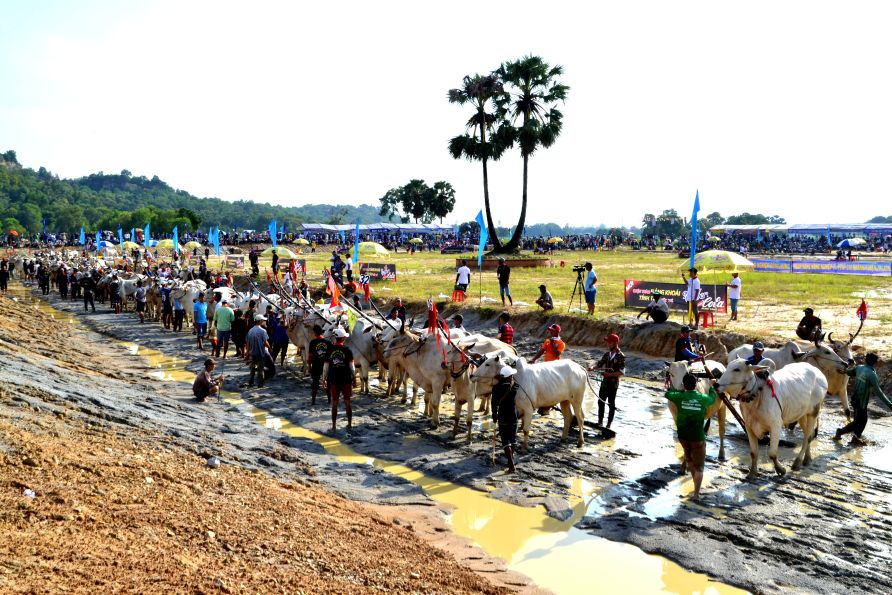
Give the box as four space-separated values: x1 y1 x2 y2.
261 246 298 259
408 237 424 244
185 240 203 249
686 250 754 273
155 239 184 251
358 241 390 256
122 241 140 250
547 237 563 244
295 238 310 245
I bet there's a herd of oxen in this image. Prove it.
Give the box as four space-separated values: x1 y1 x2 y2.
8 251 869 482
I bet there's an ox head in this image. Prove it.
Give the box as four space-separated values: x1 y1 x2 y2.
468 354 515 385
793 344 849 374
825 331 859 366
716 360 770 397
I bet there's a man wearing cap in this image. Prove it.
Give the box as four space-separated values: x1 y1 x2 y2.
590 333 625 430
535 284 554 312
308 324 331 405
726 272 742 321
246 314 270 388
324 327 355 432
746 342 766 365
796 308 823 342
213 298 235 359
674 326 702 362
681 267 701 329
496 257 513 306
531 324 565 364
491 365 519 473
637 290 669 323
583 262 597 315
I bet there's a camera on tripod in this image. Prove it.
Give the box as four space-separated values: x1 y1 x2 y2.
571 264 586 274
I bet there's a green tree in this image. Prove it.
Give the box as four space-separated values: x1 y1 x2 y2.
448 74 511 249
494 55 569 252
427 181 456 223
16 202 42 233
724 212 786 225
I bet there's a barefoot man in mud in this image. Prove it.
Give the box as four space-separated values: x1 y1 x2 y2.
193 358 224 403
663 373 718 500
323 328 355 432
491 365 519 473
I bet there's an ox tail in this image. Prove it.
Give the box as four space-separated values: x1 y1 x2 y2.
704 418 711 436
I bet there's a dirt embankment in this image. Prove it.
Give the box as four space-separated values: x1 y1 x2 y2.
0 289 513 594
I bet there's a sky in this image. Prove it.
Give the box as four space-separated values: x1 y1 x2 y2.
2 1 891 227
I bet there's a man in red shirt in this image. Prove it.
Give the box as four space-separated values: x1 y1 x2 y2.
497 312 513 345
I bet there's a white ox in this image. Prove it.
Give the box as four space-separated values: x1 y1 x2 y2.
717 361 826 480
457 334 517 414
470 354 586 449
381 327 477 439
728 340 851 416
665 360 728 466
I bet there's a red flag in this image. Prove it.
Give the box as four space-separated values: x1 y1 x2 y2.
857 299 868 321
328 273 340 308
289 259 296 278
266 269 272 283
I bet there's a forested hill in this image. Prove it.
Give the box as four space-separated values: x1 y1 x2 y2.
0 149 381 236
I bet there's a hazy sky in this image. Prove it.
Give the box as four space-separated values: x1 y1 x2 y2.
2 1 890 227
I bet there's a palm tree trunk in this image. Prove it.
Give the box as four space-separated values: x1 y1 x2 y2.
480 122 501 250
502 154 527 252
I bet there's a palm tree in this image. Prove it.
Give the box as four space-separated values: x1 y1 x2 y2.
448 74 512 251
495 56 569 253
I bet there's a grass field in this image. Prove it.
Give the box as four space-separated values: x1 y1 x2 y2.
233 246 892 351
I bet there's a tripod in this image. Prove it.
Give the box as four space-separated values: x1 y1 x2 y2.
568 270 584 313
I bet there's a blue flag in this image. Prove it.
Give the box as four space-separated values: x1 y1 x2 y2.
95 231 101 251
131 228 135 243
827 226 831 246
79 227 85 246
689 190 700 270
42 218 46 234
339 230 345 244
269 219 277 248
475 210 488 267
117 226 123 246
353 220 360 263
213 227 220 256
454 224 459 241
144 224 150 249
756 227 761 242
172 226 179 254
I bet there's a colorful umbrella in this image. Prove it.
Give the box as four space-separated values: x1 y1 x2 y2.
408 238 424 244
684 250 754 273
836 238 866 249
8 229 18 236
185 240 203 249
294 238 310 245
122 241 140 250
547 237 563 244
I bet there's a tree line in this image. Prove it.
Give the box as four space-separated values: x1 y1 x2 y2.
0 150 383 236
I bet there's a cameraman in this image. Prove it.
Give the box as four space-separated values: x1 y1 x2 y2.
583 262 597 315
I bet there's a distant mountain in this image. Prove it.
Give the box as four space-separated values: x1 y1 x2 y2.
0 149 384 235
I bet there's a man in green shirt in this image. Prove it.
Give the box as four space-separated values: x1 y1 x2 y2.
213 299 236 359
664 373 717 500
834 353 892 446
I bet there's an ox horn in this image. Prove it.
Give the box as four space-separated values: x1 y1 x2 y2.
399 318 405 335
827 332 834 343
847 319 864 346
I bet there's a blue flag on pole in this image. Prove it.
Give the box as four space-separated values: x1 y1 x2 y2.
172 226 179 254
95 231 101 251
144 224 150 249
117 226 123 246
827 226 832 246
79 227 85 246
454 224 459 240
689 190 700 270
475 210 488 267
131 228 135 243
756 227 761 242
353 219 360 263
213 227 220 256
269 220 277 248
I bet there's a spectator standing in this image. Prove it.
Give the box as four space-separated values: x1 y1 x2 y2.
496 257 513 306
681 267 701 329
583 262 597 315
193 293 209 350
497 312 514 345
246 315 270 388
213 299 235 358
455 259 471 292
727 272 742 321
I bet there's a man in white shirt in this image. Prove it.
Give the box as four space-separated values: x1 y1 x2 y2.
681 267 702 329
726 272 742 321
455 259 472 292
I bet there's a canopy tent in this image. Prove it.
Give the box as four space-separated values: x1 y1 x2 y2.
710 223 892 236
708 224 789 234
299 222 453 234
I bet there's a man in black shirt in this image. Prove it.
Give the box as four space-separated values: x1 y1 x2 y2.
0 261 8 293
496 257 513 306
491 365 519 473
796 307 822 342
387 298 406 322
307 324 331 405
674 326 701 362
324 328 355 432
81 274 96 312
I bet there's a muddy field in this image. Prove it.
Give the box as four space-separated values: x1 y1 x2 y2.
10 286 892 594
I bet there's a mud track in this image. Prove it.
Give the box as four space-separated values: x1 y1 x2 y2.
33 291 892 594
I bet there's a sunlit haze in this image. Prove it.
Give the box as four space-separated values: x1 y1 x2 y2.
2 0 890 227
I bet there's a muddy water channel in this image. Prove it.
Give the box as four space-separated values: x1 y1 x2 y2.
29 289 892 594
